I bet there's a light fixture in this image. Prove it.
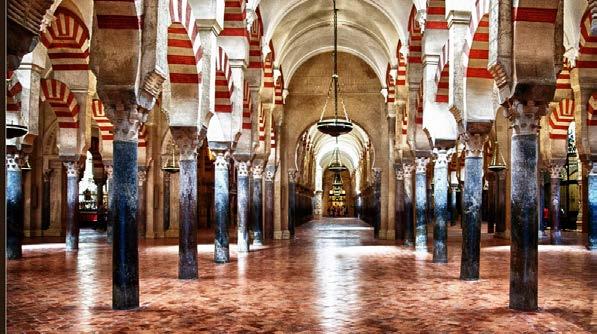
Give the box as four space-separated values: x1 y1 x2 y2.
20 156 32 171
6 122 28 139
316 0 353 137
488 122 506 172
162 142 180 173
328 137 347 172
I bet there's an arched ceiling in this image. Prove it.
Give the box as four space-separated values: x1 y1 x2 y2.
258 0 414 87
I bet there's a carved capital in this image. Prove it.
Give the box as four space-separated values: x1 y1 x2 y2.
373 168 383 183
394 164 404 181
589 161 597 175
288 169 298 183
463 133 487 158
170 126 199 161
264 165 276 182
214 152 229 170
63 161 80 178
403 163 415 178
237 161 250 178
137 168 148 185
6 153 20 172
548 164 563 179
433 148 451 168
252 163 264 179
415 157 429 174
507 99 544 136
108 104 143 143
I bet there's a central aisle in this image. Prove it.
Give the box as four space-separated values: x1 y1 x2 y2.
7 220 593 332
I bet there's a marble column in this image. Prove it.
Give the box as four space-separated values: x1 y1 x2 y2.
104 163 114 244
95 178 105 229
137 167 148 238
395 165 405 243
214 152 231 263
415 157 429 252
433 150 450 263
403 162 415 246
588 162 596 250
494 170 507 238
251 164 264 246
6 153 23 259
460 133 486 280
264 166 275 240
64 161 80 252
111 115 141 310
236 160 251 253
41 169 53 231
548 164 563 245
163 172 171 232
173 128 199 278
508 101 540 311
373 168 383 238
288 169 298 238
450 184 458 226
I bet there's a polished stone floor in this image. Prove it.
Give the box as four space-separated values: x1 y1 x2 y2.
7 218 596 333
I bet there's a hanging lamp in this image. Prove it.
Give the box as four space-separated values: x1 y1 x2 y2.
488 122 507 172
316 0 353 137
328 137 347 172
162 142 180 173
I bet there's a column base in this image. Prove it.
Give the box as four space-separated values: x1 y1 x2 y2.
386 230 396 240
550 230 562 245
282 230 291 239
415 245 428 253
274 231 283 240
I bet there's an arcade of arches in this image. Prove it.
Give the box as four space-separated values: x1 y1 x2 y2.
5 0 596 332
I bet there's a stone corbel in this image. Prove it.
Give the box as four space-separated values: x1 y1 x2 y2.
138 70 167 114
487 0 513 104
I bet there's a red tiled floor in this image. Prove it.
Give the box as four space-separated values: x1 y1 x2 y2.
7 218 596 333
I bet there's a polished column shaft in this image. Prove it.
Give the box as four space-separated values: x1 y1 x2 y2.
415 158 429 252
214 153 230 263
263 166 275 240
251 164 264 246
288 169 297 238
403 163 415 246
587 162 596 250
178 158 198 278
433 150 450 263
549 165 563 245
64 161 80 251
450 185 458 226
6 153 23 259
395 165 405 243
237 161 250 252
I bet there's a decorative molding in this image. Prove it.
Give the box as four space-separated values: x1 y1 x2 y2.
138 69 167 113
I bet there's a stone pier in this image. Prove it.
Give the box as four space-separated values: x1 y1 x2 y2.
433 150 450 263
415 157 429 252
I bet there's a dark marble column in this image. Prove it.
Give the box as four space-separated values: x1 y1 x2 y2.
288 169 298 238
41 169 53 231
173 128 199 278
137 167 148 238
6 153 23 259
433 150 450 263
251 163 264 246
460 133 486 280
214 152 230 263
104 163 114 244
264 165 275 240
95 178 105 229
395 164 405 243
487 174 496 233
508 101 540 311
415 157 429 252
587 162 596 250
403 162 415 247
64 161 80 252
110 111 144 310
163 172 171 232
548 164 563 245
450 184 458 226
236 160 251 252
494 170 507 238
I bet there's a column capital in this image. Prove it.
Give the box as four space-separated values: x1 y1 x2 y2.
264 165 276 182
403 162 415 177
433 148 452 168
589 161 597 175
6 153 20 172
43 168 54 182
252 163 264 179
170 126 200 161
415 157 429 174
462 133 488 158
103 162 113 180
107 104 144 143
373 168 383 183
214 152 230 170
137 168 148 185
507 99 545 135
237 160 250 177
288 169 298 183
63 161 80 178
394 164 404 181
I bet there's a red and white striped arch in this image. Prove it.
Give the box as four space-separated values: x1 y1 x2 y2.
396 41 407 91
168 0 202 84
248 7 263 69
274 68 284 106
263 40 275 88
435 43 449 103
548 99 575 140
221 0 249 41
463 0 491 80
426 0 447 30
408 7 422 65
578 7 597 70
91 99 114 142
216 47 234 113
385 64 395 104
41 79 80 128
555 61 573 99
40 7 90 71
242 81 252 130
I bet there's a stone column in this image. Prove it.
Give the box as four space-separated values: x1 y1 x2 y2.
494 170 507 238
588 162 596 250
460 133 486 280
236 160 251 252
433 150 450 263
548 164 563 244
41 169 53 231
251 164 264 246
415 157 429 252
395 164 405 243
508 101 541 311
63 161 80 252
111 112 142 310
264 165 275 240
95 178 105 229
214 152 231 263
6 153 23 259
288 169 298 238
172 128 199 278
450 184 458 226
373 168 383 238
403 162 415 246
104 163 114 244
163 172 171 232
137 167 148 238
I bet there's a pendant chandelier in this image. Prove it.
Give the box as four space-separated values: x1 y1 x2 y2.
328 137 347 172
316 0 353 137
162 142 180 174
